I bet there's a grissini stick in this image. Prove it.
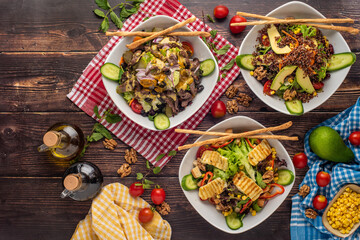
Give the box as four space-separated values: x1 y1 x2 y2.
106 31 211 37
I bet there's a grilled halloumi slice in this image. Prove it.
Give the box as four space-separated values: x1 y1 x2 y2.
233 171 263 201
200 150 228 171
199 178 227 200
248 139 272 166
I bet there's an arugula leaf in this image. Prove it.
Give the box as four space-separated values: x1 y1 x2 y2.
168 150 177 156
146 160 150 169
94 123 112 139
155 153 165 162
100 17 110 32
95 0 110 10
299 25 316 38
210 30 217 38
258 46 271 55
206 14 215 23
88 132 104 142
153 167 161 174
110 11 123 29
94 9 105 18
136 173 144 180
93 105 101 119
105 113 122 123
256 171 267 188
221 59 235 71
214 44 230 55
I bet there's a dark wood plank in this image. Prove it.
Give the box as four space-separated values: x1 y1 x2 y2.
1 111 330 177
0 52 359 112
0 176 301 240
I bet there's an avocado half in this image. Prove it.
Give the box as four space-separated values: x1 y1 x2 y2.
309 126 354 163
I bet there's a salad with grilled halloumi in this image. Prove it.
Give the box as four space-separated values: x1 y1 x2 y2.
181 130 294 230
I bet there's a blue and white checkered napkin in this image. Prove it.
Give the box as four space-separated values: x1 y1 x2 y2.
291 97 360 240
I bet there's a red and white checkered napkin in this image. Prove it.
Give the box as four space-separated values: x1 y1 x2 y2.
67 0 241 168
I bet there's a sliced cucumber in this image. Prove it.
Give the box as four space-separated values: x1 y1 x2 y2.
200 59 216 76
236 54 255 70
226 212 243 230
181 174 198 191
100 63 121 81
153 113 170 130
285 100 304 116
327 52 356 72
277 169 295 186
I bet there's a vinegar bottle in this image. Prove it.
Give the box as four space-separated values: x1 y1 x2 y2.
61 161 103 201
38 123 85 161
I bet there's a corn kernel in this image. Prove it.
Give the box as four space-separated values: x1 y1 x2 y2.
262 35 267 39
274 177 279 182
242 195 247 200
251 210 256 216
270 91 275 95
313 92 317 96
294 28 301 34
250 71 254 76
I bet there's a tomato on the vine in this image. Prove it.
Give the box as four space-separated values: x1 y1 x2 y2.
129 182 144 197
229 15 247 34
313 195 328 210
211 100 226 118
313 82 324 90
196 145 213 158
316 171 331 187
292 153 308 169
214 5 229 19
139 208 154 223
130 99 143 114
349 131 360 146
263 80 272 96
181 42 194 57
151 187 166 205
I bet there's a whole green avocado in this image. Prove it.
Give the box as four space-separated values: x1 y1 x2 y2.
309 126 354 163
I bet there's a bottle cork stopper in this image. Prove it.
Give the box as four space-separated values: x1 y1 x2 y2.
43 131 60 147
64 174 81 191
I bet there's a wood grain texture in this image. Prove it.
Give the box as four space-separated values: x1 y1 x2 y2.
0 0 359 239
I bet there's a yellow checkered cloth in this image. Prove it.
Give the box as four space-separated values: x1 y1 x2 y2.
71 183 172 240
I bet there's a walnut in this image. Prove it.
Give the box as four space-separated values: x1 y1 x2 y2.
216 203 231 212
253 66 267 80
236 93 253 107
103 138 117 150
283 89 297 101
124 148 137 164
226 99 238 114
262 170 274 184
305 208 318 219
156 202 171 215
196 158 206 172
299 184 310 198
225 85 238 99
117 163 131 178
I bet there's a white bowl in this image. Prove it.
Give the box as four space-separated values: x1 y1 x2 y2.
239 1 352 115
178 116 295 234
102 16 219 131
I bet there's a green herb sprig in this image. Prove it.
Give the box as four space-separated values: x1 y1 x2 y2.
93 0 145 32
135 159 167 189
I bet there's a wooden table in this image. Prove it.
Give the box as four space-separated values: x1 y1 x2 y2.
0 0 359 239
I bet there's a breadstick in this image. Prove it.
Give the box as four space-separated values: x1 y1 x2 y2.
230 18 354 27
106 31 210 37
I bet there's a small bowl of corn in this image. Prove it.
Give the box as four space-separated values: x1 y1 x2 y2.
322 184 360 238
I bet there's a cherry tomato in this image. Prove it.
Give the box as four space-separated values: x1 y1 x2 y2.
313 82 324 90
181 42 194 57
229 15 247 34
211 100 226 118
316 171 331 187
292 153 308 169
349 131 360 146
261 34 270 47
213 5 229 19
151 188 166 205
196 145 213 158
263 80 272 96
313 195 328 210
138 208 154 223
129 182 144 197
130 99 143 114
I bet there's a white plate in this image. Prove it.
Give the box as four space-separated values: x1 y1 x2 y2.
178 116 295 234
239 1 352 115
102 15 219 131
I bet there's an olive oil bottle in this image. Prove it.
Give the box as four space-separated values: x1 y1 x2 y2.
38 123 85 161
61 161 103 201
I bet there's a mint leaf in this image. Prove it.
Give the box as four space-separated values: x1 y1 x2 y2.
88 132 103 142
153 167 161 174
93 105 101 119
144 179 154 185
105 113 122 123
221 73 226 78
95 0 110 10
221 59 235 71
210 30 217 38
146 160 150 169
167 150 177 156
136 173 144 180
100 17 109 32
94 9 105 18
214 44 230 55
94 123 112 139
120 7 137 19
155 153 165 162
206 14 215 23
110 11 123 29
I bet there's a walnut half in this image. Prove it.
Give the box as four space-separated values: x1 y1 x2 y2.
117 163 131 178
125 148 137 164
262 170 274 184
226 99 239 114
156 202 171 215
299 184 310 198
225 85 239 99
283 89 297 101
103 138 118 150
305 208 318 219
